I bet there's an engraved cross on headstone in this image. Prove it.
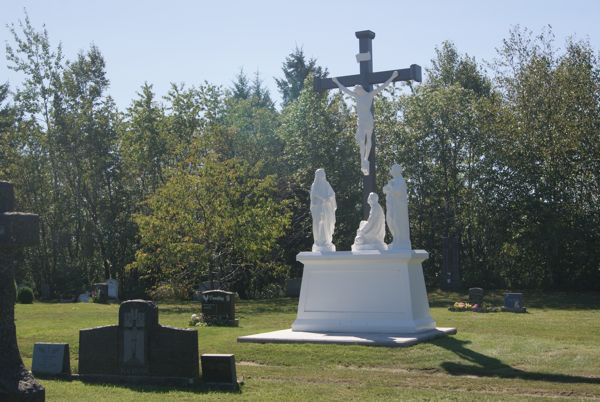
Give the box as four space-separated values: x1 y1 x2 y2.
314 30 421 218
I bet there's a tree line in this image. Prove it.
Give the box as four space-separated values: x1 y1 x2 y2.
1 17 598 299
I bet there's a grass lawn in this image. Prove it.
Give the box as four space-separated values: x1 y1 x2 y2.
15 291 600 401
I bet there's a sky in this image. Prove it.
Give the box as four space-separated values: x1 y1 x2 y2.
2 0 599 110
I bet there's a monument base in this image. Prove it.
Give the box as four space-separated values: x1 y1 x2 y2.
237 327 456 347
292 250 437 333
237 249 456 347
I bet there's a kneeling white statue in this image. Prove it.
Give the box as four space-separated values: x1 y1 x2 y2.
352 192 387 251
310 168 336 252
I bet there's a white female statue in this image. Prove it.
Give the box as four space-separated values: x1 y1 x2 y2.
332 70 399 175
310 168 337 252
351 192 387 251
383 164 412 250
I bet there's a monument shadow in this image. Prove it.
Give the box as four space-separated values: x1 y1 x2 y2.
433 337 600 385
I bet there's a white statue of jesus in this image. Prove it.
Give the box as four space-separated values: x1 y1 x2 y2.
310 168 337 252
332 70 399 175
383 164 412 250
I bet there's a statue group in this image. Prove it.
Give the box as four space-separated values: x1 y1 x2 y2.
310 163 411 253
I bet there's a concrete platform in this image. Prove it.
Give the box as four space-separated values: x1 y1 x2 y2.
237 327 456 347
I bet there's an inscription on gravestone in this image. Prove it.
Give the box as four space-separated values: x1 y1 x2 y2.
32 343 70 376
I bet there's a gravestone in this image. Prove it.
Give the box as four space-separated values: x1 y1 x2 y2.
92 283 108 303
285 278 302 297
468 288 484 305
106 278 119 300
0 181 45 401
504 293 526 313
201 290 238 326
79 300 199 383
201 354 237 390
32 343 70 377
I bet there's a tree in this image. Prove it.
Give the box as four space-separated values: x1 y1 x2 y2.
128 154 290 298
276 46 328 107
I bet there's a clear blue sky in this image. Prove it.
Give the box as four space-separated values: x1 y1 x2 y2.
2 0 599 110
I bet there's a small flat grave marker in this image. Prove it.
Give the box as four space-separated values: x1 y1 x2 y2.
201 354 237 390
32 343 71 377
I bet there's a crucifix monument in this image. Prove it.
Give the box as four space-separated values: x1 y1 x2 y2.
239 30 456 347
314 30 422 218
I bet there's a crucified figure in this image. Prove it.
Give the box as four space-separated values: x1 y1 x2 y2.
333 70 398 175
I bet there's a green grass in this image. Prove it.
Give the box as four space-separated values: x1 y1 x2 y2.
15 291 600 401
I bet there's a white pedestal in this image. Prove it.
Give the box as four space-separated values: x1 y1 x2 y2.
291 250 436 334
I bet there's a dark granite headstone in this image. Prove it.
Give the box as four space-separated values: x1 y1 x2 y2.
78 300 199 382
201 290 238 326
32 343 70 376
504 293 526 313
285 278 302 297
92 283 108 304
468 287 484 305
201 354 237 389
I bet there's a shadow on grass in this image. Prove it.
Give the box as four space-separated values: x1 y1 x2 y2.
433 337 600 384
46 376 242 395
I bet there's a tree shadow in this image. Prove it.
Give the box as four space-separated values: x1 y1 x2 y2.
432 337 600 384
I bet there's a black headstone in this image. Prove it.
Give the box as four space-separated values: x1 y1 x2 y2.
201 290 237 326
468 288 484 305
92 283 108 304
201 354 237 389
78 300 199 382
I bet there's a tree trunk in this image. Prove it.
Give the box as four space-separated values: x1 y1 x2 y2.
0 251 45 401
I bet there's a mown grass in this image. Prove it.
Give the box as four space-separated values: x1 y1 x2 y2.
15 291 600 401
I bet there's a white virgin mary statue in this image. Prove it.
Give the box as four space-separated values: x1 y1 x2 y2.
310 168 337 252
383 164 412 250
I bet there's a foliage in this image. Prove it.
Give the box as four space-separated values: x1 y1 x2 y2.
16 286 34 304
276 46 328 107
128 154 291 298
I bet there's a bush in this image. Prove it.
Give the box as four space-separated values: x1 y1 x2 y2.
17 287 34 304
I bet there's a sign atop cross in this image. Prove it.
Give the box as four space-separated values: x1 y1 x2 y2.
314 30 421 219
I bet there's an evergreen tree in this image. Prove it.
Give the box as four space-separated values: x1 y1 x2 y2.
276 46 328 107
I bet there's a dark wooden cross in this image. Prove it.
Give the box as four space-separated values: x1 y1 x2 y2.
0 181 44 400
314 30 421 219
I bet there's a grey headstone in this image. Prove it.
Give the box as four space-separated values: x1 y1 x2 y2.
32 343 71 376
504 293 525 312
201 354 237 388
106 278 119 300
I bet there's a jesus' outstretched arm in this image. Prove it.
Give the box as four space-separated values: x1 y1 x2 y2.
332 77 357 97
372 70 399 96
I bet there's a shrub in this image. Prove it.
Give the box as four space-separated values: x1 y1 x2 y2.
17 287 34 304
